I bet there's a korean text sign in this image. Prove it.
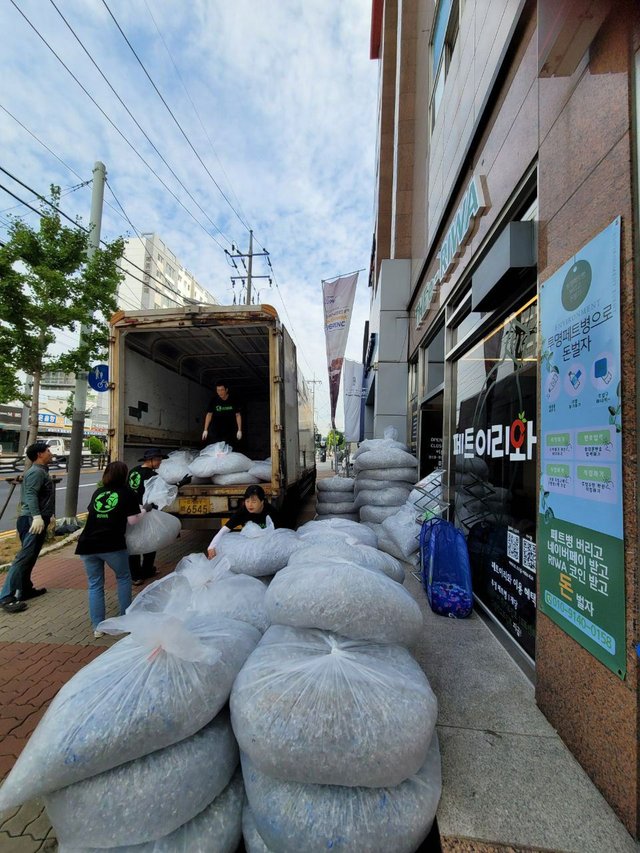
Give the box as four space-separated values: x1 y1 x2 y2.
538 218 625 679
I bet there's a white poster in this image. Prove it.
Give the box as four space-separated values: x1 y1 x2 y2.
343 359 364 442
322 272 359 427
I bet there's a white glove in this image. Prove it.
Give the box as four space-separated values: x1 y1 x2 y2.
29 515 45 535
201 429 208 441
236 430 242 440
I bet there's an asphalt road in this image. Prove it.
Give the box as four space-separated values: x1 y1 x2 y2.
0 469 101 533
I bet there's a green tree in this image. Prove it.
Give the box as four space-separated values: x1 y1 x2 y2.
87 435 105 454
326 429 345 451
0 187 124 446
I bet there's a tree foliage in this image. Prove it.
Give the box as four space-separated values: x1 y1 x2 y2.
0 186 124 443
326 429 345 450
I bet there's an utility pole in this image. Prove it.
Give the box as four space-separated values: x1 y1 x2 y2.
63 161 106 525
18 375 33 454
226 232 270 305
306 377 322 432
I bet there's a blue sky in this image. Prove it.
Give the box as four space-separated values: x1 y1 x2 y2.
0 0 379 434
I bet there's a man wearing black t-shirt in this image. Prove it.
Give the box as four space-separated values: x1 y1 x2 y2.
201 381 243 448
127 448 167 584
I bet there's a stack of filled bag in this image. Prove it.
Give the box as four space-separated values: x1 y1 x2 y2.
232 516 442 852
377 468 445 565
0 611 261 852
188 441 256 485
314 475 357 521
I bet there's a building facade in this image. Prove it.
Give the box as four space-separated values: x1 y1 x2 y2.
118 233 217 310
368 0 640 837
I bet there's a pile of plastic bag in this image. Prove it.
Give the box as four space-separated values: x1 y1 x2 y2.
216 517 301 577
314 475 357 521
377 469 445 564
0 611 261 851
353 427 418 527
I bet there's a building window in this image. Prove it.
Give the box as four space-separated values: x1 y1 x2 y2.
430 0 460 131
165 264 174 279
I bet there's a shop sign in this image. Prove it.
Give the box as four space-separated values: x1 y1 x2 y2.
538 218 625 679
416 175 486 329
453 415 537 462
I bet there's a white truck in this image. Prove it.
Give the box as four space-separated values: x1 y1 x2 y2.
108 304 316 529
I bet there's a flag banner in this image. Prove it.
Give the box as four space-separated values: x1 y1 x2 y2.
322 272 359 427
343 359 364 442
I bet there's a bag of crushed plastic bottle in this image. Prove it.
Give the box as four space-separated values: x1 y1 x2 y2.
45 709 238 849
213 472 260 485
142 477 178 511
354 448 419 472
316 477 355 493
265 562 422 646
287 540 404 584
231 625 437 787
217 518 300 576
241 735 441 853
157 450 194 484
0 612 260 810
359 505 400 524
190 444 253 478
243 803 274 853
125 509 181 556
381 506 422 559
354 486 411 509
176 552 235 584
315 500 357 515
296 518 377 548
56 769 244 853
248 459 272 481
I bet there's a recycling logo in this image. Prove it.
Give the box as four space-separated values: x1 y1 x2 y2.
93 490 119 516
129 471 141 490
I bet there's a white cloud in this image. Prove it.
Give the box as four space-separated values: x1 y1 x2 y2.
0 0 378 435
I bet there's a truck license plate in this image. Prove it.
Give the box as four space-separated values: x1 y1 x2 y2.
179 497 213 515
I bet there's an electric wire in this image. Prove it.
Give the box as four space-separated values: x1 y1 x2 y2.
8 0 230 253
101 0 251 236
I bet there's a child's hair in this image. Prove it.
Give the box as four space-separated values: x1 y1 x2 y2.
244 484 266 501
101 461 128 488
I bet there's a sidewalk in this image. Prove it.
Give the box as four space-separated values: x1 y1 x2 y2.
0 478 637 851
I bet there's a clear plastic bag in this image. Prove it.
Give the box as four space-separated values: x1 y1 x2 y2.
354 478 414 494
142 477 178 510
242 735 441 853
217 518 300 576
359 505 400 523
213 472 260 485
243 803 274 853
316 477 355 493
381 506 422 559
287 541 404 584
45 709 238 848
265 561 422 646
157 451 194 484
176 552 235 585
354 486 411 509
230 625 437 787
248 459 272 482
296 518 377 548
189 446 253 477
57 769 244 853
125 509 181 556
356 466 418 482
0 613 260 810
354 448 418 472
315 500 357 515
317 490 356 504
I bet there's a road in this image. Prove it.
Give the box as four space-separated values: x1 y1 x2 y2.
0 469 101 533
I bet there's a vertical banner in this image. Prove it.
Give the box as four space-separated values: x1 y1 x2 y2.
343 359 364 442
322 272 359 427
538 218 625 679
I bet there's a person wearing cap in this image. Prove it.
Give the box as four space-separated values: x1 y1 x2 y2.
207 484 280 558
201 381 243 449
0 441 55 613
126 448 167 584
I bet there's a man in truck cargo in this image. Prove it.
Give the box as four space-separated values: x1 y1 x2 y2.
201 381 243 449
127 448 167 585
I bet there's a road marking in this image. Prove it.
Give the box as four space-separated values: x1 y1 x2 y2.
55 482 98 492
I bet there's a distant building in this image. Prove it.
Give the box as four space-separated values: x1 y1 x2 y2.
118 233 217 310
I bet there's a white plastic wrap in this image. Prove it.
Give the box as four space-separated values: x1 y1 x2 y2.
230 625 437 787
381 506 422 558
248 459 272 482
296 519 377 548
45 710 238 848
125 509 181 556
217 518 300 576
157 451 194 484
189 445 253 477
287 541 405 584
354 448 418 471
0 612 260 810
213 472 260 485
242 736 441 853
265 562 422 646
359 505 401 523
176 552 235 585
142 477 178 510
316 477 355 493
315 500 357 515
354 486 411 509
57 769 244 853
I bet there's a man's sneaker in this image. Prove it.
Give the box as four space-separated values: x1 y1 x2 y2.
93 630 105 638
2 599 27 614
21 588 47 600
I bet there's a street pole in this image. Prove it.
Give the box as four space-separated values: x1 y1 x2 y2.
63 161 106 525
246 230 253 305
18 375 32 454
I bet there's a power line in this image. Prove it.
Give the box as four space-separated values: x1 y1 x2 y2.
8 0 230 253
101 0 251 236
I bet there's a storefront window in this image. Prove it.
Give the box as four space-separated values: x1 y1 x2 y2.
452 298 538 658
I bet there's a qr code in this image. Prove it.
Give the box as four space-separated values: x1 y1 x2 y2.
522 537 537 572
507 529 520 563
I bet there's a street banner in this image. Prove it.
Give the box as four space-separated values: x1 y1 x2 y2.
322 272 359 427
538 218 625 679
343 360 364 442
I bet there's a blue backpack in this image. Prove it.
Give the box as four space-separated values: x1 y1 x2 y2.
420 518 473 618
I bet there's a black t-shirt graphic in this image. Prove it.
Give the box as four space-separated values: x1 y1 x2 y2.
206 393 241 444
76 485 141 555
127 465 157 502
